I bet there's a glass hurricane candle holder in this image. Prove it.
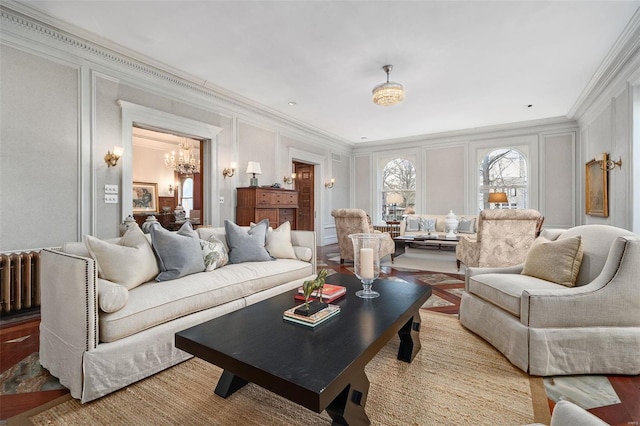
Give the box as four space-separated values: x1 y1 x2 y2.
349 233 385 298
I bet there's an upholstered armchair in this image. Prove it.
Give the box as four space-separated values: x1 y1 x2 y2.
456 209 542 271
331 209 395 264
460 225 640 376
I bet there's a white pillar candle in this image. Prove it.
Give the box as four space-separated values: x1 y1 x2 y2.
360 248 374 279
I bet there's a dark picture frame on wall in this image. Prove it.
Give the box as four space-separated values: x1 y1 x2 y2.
132 182 159 213
585 154 608 217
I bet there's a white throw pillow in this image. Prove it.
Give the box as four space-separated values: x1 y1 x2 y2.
97 279 129 313
265 221 297 259
84 227 159 290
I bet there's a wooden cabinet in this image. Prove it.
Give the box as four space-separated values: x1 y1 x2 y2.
236 187 299 229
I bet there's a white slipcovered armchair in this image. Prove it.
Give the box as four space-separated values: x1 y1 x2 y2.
460 225 640 376
331 209 395 264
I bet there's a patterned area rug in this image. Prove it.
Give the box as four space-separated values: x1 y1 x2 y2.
416 273 465 311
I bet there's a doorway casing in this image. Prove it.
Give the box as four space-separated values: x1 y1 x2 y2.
119 101 222 226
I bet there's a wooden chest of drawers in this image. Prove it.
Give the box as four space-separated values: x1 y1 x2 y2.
235 187 299 229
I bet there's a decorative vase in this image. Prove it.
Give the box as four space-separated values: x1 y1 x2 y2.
119 215 137 236
445 210 459 238
174 205 186 222
349 233 385 299
141 215 159 233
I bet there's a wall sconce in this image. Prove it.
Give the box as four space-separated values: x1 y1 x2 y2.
104 146 123 168
222 162 237 178
595 154 622 171
325 178 336 188
283 173 296 184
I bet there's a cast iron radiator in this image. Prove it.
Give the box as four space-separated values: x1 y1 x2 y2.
0 251 41 315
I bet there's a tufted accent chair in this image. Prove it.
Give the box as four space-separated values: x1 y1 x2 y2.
456 209 542 271
331 209 395 264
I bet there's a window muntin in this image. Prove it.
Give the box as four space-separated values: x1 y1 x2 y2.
479 149 528 210
382 158 416 221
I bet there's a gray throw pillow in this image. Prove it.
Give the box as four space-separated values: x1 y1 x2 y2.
458 218 476 234
150 221 205 281
406 217 420 232
225 219 274 264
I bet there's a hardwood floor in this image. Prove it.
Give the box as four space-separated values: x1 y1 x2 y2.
1 243 638 425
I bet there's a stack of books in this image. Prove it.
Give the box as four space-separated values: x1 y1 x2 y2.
283 304 341 327
293 284 346 303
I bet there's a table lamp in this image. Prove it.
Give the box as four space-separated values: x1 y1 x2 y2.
488 192 508 208
246 161 262 187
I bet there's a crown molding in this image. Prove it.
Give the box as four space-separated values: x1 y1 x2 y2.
568 8 640 120
353 116 577 153
0 1 353 150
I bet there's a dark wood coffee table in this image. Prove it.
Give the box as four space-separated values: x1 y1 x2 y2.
175 274 431 425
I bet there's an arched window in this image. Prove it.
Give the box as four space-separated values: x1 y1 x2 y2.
181 177 194 217
478 149 528 210
382 158 416 221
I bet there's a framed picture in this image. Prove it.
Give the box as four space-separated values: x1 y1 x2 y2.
585 155 608 217
132 182 159 213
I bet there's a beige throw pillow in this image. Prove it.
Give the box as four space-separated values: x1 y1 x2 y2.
265 221 297 259
521 236 584 287
84 226 159 290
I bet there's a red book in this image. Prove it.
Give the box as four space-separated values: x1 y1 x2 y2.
294 284 346 303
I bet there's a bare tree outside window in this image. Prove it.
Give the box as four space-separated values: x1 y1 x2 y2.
479 149 528 210
382 159 416 220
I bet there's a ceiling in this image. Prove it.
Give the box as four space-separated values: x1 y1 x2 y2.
20 1 640 144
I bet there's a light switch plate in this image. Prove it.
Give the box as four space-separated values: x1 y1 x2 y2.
105 184 118 194
219 196 224 204
104 195 118 204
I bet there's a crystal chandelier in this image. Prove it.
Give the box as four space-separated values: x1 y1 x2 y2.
164 139 200 175
372 65 405 106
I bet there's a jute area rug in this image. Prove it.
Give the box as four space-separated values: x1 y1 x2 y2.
19 311 549 426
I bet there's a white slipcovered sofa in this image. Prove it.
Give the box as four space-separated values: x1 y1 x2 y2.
460 225 640 376
39 222 316 403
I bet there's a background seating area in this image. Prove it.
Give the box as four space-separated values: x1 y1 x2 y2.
331 208 395 264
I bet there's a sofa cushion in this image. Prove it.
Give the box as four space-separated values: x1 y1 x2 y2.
99 259 313 342
225 219 274 264
150 222 205 281
197 227 229 251
200 236 229 272
521 236 584 287
265 221 297 259
84 227 159 290
468 273 565 317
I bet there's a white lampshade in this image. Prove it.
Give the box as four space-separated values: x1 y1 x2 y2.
246 161 262 175
387 193 404 204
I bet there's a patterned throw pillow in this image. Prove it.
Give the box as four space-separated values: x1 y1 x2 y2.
200 236 229 271
419 218 435 232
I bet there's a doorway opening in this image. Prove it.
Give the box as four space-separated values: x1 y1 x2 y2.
132 126 203 227
293 161 315 231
